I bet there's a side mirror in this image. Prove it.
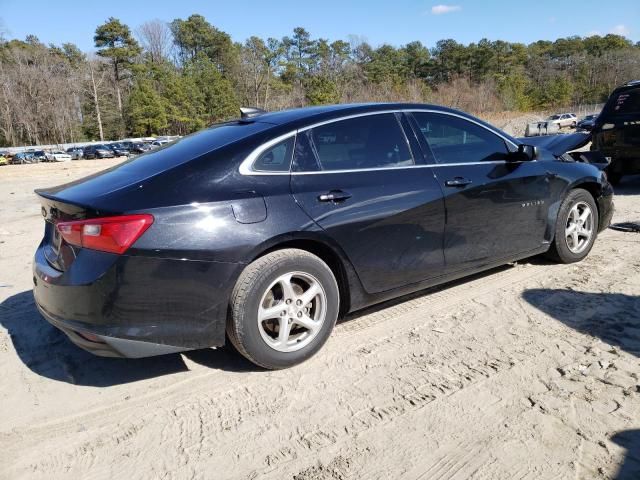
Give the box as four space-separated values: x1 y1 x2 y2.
511 144 538 161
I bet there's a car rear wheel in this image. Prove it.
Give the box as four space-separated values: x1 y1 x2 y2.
227 249 339 369
546 188 598 264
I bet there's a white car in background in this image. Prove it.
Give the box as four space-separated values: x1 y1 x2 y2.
151 140 170 148
546 113 577 129
44 150 72 162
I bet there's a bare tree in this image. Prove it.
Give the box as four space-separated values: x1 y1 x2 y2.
0 18 7 43
137 19 173 63
87 59 108 141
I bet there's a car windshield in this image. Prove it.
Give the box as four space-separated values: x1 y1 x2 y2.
548 115 561 120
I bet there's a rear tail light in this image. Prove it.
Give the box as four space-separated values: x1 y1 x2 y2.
56 214 154 254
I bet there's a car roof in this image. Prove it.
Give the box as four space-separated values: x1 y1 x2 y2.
251 103 466 125
245 102 518 144
611 80 640 94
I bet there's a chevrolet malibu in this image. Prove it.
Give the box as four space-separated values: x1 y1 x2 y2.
33 103 614 369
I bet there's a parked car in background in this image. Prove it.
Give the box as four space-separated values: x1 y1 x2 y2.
591 80 640 184
577 114 598 131
83 144 115 159
33 103 614 369
151 140 169 148
66 147 84 160
45 150 72 162
106 143 131 157
10 152 37 164
546 113 577 129
130 142 152 154
30 150 47 162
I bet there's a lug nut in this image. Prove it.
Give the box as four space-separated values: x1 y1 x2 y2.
297 311 303 318
296 299 302 306
281 310 286 316
286 299 292 305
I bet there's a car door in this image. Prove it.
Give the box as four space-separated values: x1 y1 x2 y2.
409 111 551 272
290 112 446 294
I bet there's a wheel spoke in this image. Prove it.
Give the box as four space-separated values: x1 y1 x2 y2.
277 274 297 301
297 282 321 308
571 231 579 247
258 304 283 323
569 205 580 222
566 223 577 235
277 318 292 345
579 208 591 223
293 314 320 332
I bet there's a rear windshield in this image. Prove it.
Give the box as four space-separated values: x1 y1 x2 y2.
610 89 640 116
113 121 273 175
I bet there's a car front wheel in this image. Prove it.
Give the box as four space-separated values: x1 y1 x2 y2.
227 249 339 369
546 188 598 263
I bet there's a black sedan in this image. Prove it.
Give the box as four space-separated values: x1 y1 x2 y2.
107 143 131 157
33 103 614 369
577 114 598 131
129 142 152 154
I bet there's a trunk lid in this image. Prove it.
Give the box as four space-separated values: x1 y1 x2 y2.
37 194 97 271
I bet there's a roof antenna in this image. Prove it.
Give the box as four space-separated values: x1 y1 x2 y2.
240 107 267 122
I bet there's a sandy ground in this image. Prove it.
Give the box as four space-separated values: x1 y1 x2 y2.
0 159 639 480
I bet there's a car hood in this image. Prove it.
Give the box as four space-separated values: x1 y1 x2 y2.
518 132 592 156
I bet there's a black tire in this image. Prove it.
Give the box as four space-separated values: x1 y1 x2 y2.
227 248 339 369
546 188 599 264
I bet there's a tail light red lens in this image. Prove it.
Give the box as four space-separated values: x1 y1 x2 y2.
56 214 154 254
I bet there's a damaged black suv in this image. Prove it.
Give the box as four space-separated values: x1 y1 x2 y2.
591 80 640 184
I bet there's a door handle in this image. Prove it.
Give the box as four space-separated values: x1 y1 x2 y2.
445 177 473 187
318 190 352 202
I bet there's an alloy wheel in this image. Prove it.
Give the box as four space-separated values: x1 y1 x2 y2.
565 201 594 254
257 271 327 353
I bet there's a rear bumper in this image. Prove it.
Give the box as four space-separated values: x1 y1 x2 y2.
33 245 243 358
36 304 189 357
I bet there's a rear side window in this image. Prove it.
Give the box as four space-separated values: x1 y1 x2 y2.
412 112 508 164
252 137 294 172
610 89 640 116
301 113 414 171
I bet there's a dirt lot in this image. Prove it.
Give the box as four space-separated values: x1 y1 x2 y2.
0 159 639 479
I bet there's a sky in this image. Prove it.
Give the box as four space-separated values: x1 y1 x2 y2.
0 0 638 51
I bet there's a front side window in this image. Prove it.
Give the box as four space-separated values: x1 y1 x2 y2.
299 113 414 171
253 136 295 172
411 112 509 164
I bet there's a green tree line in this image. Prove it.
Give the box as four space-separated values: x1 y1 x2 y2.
1 14 639 147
